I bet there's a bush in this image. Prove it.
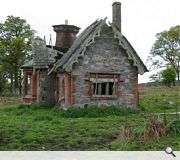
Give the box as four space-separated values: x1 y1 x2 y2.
30 103 53 109
0 128 4 142
18 104 31 109
161 67 176 87
59 106 140 118
18 103 53 110
21 133 40 143
33 115 53 121
169 119 180 134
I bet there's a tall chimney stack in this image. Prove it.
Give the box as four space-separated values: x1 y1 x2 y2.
53 21 80 52
112 1 121 32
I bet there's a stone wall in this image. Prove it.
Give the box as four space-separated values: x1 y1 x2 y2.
37 69 56 105
70 25 138 107
32 38 57 106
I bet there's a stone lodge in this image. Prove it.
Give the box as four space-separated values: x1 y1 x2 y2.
21 2 148 108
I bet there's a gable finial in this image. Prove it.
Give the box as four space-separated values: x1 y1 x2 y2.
49 34 53 48
43 35 46 43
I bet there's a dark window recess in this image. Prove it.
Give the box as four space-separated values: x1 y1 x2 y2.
90 73 119 97
109 82 114 95
93 82 115 96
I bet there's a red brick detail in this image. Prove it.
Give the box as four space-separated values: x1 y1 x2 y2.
23 95 37 104
131 77 138 84
70 75 76 93
22 68 38 104
130 74 138 107
71 95 76 105
70 73 76 105
53 25 80 50
31 73 37 97
56 77 64 105
64 74 71 106
85 81 92 97
131 98 137 107
117 90 122 97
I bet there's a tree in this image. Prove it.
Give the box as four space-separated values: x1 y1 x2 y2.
161 67 176 87
148 25 180 84
149 72 161 83
0 16 35 94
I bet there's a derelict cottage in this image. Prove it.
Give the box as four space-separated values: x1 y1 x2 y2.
21 2 148 108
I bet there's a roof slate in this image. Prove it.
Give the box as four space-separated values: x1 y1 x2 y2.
21 60 33 68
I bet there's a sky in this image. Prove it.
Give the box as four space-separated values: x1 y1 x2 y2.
1 0 180 83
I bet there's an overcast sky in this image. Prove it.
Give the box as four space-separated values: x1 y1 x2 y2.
1 0 180 83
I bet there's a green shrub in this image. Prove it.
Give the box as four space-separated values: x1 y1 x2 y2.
18 104 31 109
0 128 4 142
33 115 53 121
161 67 176 87
21 133 40 143
169 119 180 134
59 106 140 118
138 104 146 111
31 103 54 109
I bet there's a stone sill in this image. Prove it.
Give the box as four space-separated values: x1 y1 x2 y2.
90 95 118 100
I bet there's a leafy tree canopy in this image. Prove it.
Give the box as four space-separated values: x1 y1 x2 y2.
0 15 35 94
148 25 180 83
161 66 176 87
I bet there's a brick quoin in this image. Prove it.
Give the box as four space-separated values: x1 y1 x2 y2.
70 73 76 105
31 73 37 97
85 81 92 97
130 74 138 107
117 90 122 97
64 74 71 106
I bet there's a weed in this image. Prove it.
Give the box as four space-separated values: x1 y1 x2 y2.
33 115 53 121
169 119 180 134
18 104 31 109
0 128 4 142
21 133 40 143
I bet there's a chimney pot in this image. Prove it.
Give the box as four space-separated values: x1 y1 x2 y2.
53 24 80 52
112 1 121 32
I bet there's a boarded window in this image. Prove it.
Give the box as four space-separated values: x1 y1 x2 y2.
93 82 115 95
90 73 119 97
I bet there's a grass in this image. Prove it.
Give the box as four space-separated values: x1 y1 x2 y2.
0 86 180 150
139 86 180 113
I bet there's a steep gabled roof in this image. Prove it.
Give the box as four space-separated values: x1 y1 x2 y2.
49 18 148 75
48 18 107 74
110 24 148 74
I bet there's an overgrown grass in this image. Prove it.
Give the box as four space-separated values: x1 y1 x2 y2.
58 106 140 118
0 105 127 150
139 86 180 113
0 86 180 150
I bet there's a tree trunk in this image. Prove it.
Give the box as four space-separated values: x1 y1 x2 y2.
10 74 13 94
14 66 19 95
177 61 180 85
18 70 22 95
